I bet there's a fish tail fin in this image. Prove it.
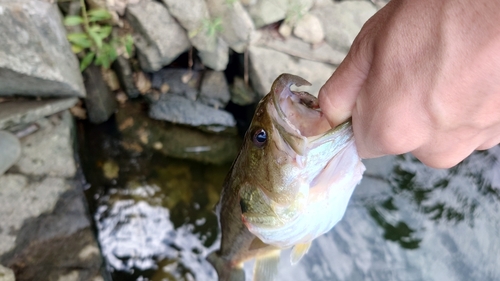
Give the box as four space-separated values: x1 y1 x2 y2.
207 251 245 281
290 242 312 265
252 249 281 281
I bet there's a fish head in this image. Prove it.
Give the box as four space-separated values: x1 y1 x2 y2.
236 73 365 248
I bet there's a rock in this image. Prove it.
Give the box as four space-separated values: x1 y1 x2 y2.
197 37 229 71
247 0 287 28
149 94 236 132
13 111 77 178
293 13 324 44
206 0 255 53
126 0 191 72
199 71 231 108
247 0 313 28
0 0 85 97
312 0 377 54
248 45 335 97
83 64 117 124
0 175 72 254
117 102 240 164
230 76 257 106
0 188 105 281
112 56 140 98
0 98 78 130
150 68 201 101
255 29 345 65
0 131 21 177
0 265 14 281
161 0 217 53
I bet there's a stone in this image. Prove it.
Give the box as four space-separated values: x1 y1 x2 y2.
247 0 287 28
150 68 201 101
197 37 229 71
229 76 257 106
149 94 236 131
255 29 346 65
0 0 85 97
126 0 191 72
312 0 377 54
0 265 14 281
199 71 231 108
112 56 140 98
0 98 78 130
0 175 71 254
13 111 77 178
206 0 255 53
117 102 239 165
293 13 324 44
83 64 117 124
161 0 217 53
248 46 336 97
0 131 21 176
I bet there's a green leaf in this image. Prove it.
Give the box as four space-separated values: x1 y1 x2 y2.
80 51 95 72
64 16 84 26
67 32 92 48
88 9 112 22
95 50 111 68
97 25 112 39
88 28 103 49
124 34 134 56
71 44 83 53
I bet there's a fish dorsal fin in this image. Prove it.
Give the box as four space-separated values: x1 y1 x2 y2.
290 242 312 265
253 250 281 281
249 237 269 251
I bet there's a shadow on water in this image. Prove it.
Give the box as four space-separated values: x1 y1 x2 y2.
78 101 500 281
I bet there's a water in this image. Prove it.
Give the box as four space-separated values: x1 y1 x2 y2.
78 113 500 281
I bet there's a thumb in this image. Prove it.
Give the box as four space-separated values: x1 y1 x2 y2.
318 33 374 127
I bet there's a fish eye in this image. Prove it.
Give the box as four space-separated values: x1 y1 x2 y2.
252 128 267 148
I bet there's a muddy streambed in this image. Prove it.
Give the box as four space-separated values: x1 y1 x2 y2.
78 102 500 281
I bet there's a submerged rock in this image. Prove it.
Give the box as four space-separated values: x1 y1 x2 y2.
0 131 20 177
0 0 85 97
126 0 191 72
117 102 239 164
149 94 236 131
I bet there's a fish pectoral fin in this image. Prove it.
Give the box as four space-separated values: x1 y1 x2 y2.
253 250 281 281
249 237 269 251
290 241 312 265
207 252 245 281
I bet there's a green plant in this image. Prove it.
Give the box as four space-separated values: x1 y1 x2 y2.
64 0 134 71
188 17 223 39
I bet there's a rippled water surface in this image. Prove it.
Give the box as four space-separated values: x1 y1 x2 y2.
79 115 500 281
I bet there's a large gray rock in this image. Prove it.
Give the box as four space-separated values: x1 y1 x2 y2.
312 0 377 54
0 98 78 130
293 13 324 44
0 0 85 97
254 29 346 65
126 0 191 72
0 131 21 177
197 37 229 71
206 0 255 53
112 56 140 98
199 71 231 108
12 111 77 178
150 68 201 101
83 64 117 124
0 265 14 281
247 0 313 28
248 45 335 97
149 94 236 132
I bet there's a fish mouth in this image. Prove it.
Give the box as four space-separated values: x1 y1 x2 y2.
269 74 338 155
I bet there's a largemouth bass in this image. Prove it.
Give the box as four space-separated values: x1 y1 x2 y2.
207 74 365 281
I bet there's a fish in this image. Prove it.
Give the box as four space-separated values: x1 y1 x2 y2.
207 74 365 281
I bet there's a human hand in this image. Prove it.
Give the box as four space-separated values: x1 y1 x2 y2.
318 0 500 168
